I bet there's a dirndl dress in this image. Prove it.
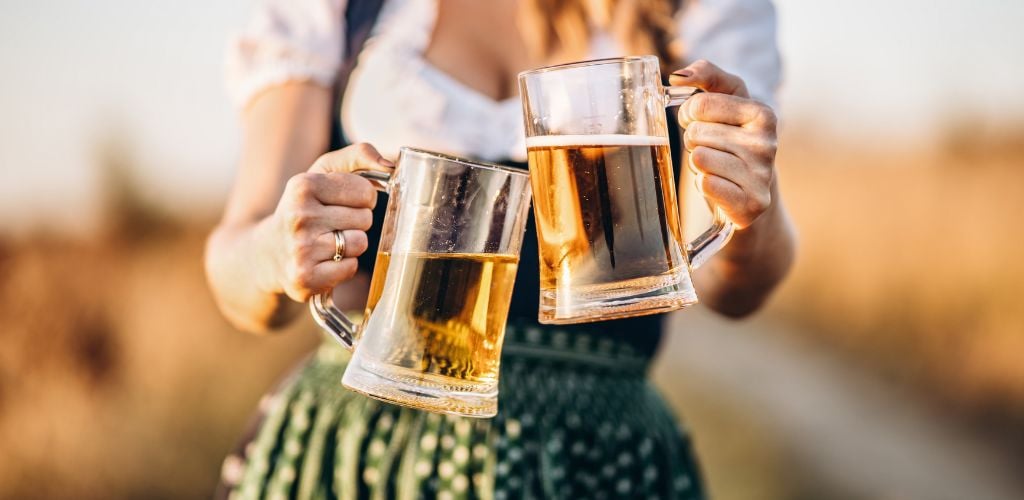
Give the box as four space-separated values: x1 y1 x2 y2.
217 322 705 500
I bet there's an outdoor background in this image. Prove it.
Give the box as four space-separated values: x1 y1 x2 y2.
2 1 1024 499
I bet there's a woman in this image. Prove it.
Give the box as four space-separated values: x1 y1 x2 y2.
206 0 796 498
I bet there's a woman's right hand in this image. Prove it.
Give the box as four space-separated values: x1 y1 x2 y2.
265 143 394 303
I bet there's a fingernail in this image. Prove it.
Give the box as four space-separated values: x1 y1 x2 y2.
377 157 395 167
672 70 693 78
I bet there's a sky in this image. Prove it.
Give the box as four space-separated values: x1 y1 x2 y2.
776 0 1024 133
1 0 1023 231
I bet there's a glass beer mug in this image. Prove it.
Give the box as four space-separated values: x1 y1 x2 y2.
518 55 734 324
310 148 532 417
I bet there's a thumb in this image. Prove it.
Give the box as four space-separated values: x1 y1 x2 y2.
668 59 749 98
309 142 395 175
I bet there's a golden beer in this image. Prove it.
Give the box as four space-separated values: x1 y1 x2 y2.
527 134 690 323
519 56 730 325
359 252 519 387
310 147 531 416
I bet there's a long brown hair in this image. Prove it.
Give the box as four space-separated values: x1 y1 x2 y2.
519 0 685 69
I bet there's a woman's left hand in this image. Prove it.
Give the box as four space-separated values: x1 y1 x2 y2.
669 60 778 229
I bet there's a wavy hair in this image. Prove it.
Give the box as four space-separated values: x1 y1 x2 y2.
519 0 685 70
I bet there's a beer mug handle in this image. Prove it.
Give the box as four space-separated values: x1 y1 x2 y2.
663 85 736 270
309 293 361 351
686 204 735 270
308 169 393 351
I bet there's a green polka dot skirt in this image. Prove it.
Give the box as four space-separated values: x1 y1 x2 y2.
217 324 705 499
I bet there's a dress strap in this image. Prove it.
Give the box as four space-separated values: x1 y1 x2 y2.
330 0 387 150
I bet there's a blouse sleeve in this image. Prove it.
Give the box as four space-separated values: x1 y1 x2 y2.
677 0 782 110
224 0 347 108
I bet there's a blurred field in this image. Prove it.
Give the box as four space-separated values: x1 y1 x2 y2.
1 128 1022 498
0 160 321 498
773 125 1024 453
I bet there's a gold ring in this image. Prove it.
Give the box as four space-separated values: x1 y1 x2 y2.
332 230 346 262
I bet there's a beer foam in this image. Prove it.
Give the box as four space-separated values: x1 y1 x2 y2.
525 134 668 149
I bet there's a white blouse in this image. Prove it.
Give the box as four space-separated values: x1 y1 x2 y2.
226 0 781 162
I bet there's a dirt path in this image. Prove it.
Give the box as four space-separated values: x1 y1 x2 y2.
651 308 1024 500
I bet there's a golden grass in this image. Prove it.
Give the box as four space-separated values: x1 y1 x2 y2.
0 225 319 498
771 132 1024 441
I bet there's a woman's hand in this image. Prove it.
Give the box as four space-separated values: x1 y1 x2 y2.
206 84 399 333
670 60 778 229
668 60 795 317
265 143 393 302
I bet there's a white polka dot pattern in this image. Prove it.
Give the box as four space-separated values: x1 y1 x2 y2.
217 326 704 499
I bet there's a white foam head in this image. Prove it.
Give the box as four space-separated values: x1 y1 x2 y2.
525 134 668 149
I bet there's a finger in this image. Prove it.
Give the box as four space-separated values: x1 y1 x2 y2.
688 146 748 188
309 142 395 175
284 257 360 302
668 59 749 97
311 229 369 262
305 258 361 295
683 121 776 165
676 92 771 129
697 173 758 229
688 147 772 229
292 202 376 232
685 123 776 194
288 172 378 209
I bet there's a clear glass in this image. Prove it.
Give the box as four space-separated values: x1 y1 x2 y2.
310 147 533 417
518 55 734 324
